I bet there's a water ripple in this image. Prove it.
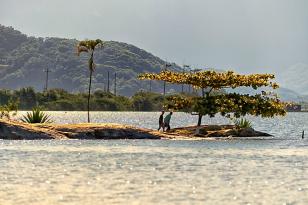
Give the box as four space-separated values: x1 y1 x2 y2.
1 112 308 204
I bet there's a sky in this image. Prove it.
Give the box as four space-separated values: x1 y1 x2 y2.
0 0 307 75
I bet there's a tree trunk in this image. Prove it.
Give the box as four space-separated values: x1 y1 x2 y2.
87 70 93 123
197 114 203 126
197 90 207 126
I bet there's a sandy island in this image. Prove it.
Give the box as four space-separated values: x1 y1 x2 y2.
0 120 272 140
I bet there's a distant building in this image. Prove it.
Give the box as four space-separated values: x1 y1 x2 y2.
286 104 301 112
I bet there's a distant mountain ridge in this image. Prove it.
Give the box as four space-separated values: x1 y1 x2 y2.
0 24 181 96
231 87 305 102
277 63 308 96
0 25 306 101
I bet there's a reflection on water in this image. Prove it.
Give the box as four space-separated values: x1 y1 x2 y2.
2 112 308 204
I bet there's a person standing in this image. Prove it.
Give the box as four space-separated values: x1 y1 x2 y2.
164 112 173 131
158 111 165 131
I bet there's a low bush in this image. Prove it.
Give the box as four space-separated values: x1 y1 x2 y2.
234 118 252 129
21 107 53 123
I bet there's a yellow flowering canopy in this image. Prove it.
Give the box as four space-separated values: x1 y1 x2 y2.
138 70 279 90
138 69 286 123
165 93 286 118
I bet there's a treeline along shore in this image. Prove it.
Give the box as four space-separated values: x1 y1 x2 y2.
0 87 187 111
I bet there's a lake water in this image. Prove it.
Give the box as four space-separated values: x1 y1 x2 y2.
1 112 308 205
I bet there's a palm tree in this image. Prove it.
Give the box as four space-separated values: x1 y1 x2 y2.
77 39 103 123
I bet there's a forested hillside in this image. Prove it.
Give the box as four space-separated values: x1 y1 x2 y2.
1 25 304 101
0 25 181 96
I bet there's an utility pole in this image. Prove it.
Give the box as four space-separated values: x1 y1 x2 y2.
181 67 184 93
114 72 117 96
184 65 191 93
182 65 190 93
43 68 50 92
163 62 172 96
107 71 110 93
191 68 202 94
149 80 152 92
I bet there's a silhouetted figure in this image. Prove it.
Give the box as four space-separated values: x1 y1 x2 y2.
158 111 165 131
164 112 173 131
302 130 305 139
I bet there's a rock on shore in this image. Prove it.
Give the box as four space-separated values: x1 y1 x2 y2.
0 120 272 140
166 125 272 139
0 120 161 140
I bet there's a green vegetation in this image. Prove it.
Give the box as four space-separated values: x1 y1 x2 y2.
0 25 287 129
0 25 305 102
0 99 18 120
21 107 53 123
234 118 252 129
0 25 181 96
139 70 286 126
131 91 165 111
0 87 178 111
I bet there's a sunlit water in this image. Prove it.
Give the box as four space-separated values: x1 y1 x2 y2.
1 112 308 204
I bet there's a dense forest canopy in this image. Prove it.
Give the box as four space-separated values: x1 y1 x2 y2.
0 25 182 96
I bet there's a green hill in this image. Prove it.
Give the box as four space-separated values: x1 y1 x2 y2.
0 25 180 96
1 25 304 101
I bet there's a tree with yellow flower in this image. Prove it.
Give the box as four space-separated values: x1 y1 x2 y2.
139 70 286 126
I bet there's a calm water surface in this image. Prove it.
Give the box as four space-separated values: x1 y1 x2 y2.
1 112 308 205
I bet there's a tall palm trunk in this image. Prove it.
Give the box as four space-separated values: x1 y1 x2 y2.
87 52 94 123
87 69 93 123
77 39 103 123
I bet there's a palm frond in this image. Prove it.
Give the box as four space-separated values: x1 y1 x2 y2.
76 39 103 55
76 45 89 56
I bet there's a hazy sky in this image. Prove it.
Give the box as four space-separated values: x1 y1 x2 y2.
0 0 307 74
